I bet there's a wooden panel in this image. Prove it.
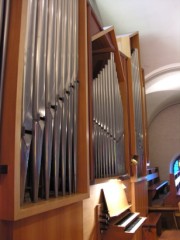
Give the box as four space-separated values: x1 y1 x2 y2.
0 202 83 240
0 221 13 240
143 214 162 240
116 36 131 58
0 0 23 220
83 184 102 240
77 0 89 194
116 32 138 58
131 178 148 217
132 227 143 240
87 2 102 37
108 30 125 83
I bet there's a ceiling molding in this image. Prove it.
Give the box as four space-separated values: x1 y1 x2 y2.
145 63 180 82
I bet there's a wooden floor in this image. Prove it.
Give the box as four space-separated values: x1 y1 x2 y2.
158 230 180 240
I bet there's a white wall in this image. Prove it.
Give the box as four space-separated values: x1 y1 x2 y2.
148 104 180 181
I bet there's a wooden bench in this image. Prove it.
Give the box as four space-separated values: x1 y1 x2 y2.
142 212 162 240
164 170 180 206
148 206 179 230
147 167 168 206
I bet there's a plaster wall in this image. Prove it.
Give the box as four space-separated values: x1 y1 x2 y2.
148 104 180 181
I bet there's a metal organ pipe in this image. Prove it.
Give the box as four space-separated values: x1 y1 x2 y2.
20 0 79 204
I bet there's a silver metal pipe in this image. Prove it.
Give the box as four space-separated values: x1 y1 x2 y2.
31 0 48 202
52 100 62 197
60 95 67 195
67 0 74 194
0 0 10 123
32 119 44 202
107 62 114 176
33 0 47 120
93 78 98 178
99 69 104 177
66 0 73 90
60 0 69 195
113 61 125 175
22 1 37 131
110 54 116 175
43 0 57 199
72 0 79 192
20 131 32 205
0 0 5 47
104 64 110 177
72 79 79 191
55 0 62 101
131 49 144 176
59 0 67 97
52 0 63 197
96 73 101 178
43 107 54 199
94 76 98 178
94 77 100 178
99 71 105 177
67 86 73 194
21 0 38 204
105 59 112 176
46 0 56 108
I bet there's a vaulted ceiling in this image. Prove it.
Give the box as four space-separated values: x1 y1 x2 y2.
90 0 180 124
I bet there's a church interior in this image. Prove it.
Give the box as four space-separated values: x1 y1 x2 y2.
0 0 180 239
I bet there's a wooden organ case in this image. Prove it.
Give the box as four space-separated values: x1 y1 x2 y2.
87 5 148 240
87 3 149 184
116 32 149 221
87 1 131 184
0 1 89 239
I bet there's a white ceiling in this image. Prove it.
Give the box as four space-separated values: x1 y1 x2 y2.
91 0 180 123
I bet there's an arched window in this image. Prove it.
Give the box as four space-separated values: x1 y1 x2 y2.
169 154 180 174
173 158 180 174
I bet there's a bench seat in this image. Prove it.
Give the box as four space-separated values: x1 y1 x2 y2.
147 167 169 206
148 180 168 192
142 212 162 240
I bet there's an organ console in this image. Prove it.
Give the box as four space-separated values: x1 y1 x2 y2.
97 180 146 240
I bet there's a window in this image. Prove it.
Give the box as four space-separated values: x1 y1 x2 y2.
173 158 180 174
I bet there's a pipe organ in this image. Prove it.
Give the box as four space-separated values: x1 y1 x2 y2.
0 1 149 240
